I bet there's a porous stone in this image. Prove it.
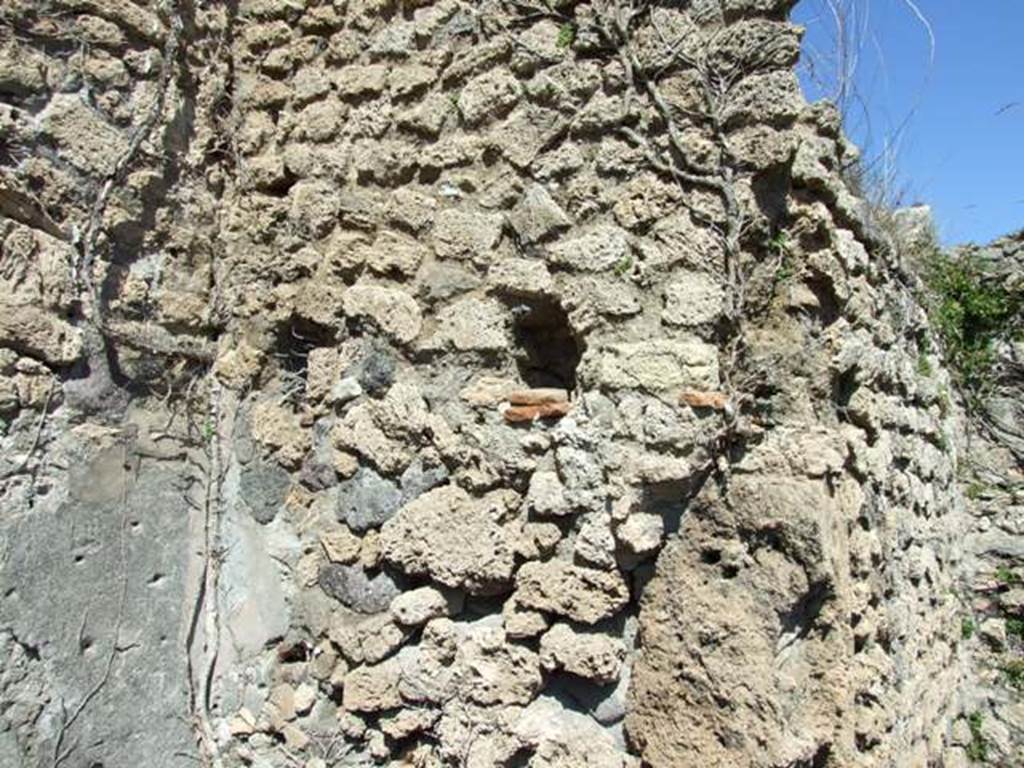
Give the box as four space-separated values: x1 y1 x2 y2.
317 563 401 614
239 455 292 524
457 69 521 125
508 184 572 244
424 297 509 352
343 657 403 712
581 340 720 392
432 208 505 264
381 486 523 594
343 285 423 345
615 513 665 556
0 299 83 366
547 225 631 272
526 470 571 517
390 586 462 626
662 273 726 326
336 467 403 532
540 623 626 684
514 561 630 625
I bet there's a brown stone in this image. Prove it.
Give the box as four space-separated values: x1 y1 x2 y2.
679 390 729 410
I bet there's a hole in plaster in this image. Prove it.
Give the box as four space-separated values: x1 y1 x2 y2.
510 297 582 390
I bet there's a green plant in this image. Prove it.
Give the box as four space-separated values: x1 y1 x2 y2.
936 385 952 419
966 481 987 501
613 254 633 277
556 22 576 49
767 230 793 276
1002 659 1024 690
916 352 933 378
1006 618 1024 640
202 419 215 443
962 617 976 640
996 565 1020 587
923 250 1023 404
966 711 988 762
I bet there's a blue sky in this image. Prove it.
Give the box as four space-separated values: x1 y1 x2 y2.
793 0 1024 245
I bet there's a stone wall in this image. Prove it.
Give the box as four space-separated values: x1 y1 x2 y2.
0 1 997 766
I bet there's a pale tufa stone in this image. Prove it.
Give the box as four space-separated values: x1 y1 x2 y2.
546 225 631 272
39 93 129 175
487 258 555 297
575 512 617 569
457 69 521 125
389 63 438 100
342 657 403 712
293 683 317 716
381 486 523 594
228 707 258 736
390 586 462 627
334 64 389 99
508 184 572 244
526 470 572 517
0 299 83 367
385 187 438 233
503 596 550 639
423 297 508 352
663 273 726 326
615 513 665 556
514 560 630 625
342 284 423 345
580 339 719 392
540 623 626 684
379 707 438 740
452 624 543 707
250 400 311 469
305 347 341 403
514 696 641 768
432 208 504 265
319 527 361 564
357 614 411 664
460 376 517 407
363 230 429 278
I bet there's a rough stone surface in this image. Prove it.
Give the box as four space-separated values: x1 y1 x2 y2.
540 624 626 684
515 561 630 625
318 563 401 615
381 486 522 594
336 466 402 532
0 3 1008 767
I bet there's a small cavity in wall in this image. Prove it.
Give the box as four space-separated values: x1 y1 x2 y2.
510 296 582 392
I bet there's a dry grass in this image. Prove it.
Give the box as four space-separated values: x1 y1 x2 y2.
797 0 936 210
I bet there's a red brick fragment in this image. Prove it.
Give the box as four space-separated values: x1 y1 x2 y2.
503 402 572 423
679 390 729 410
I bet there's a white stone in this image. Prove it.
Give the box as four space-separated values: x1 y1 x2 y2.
526 470 571 517
342 285 423 345
662 273 725 326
